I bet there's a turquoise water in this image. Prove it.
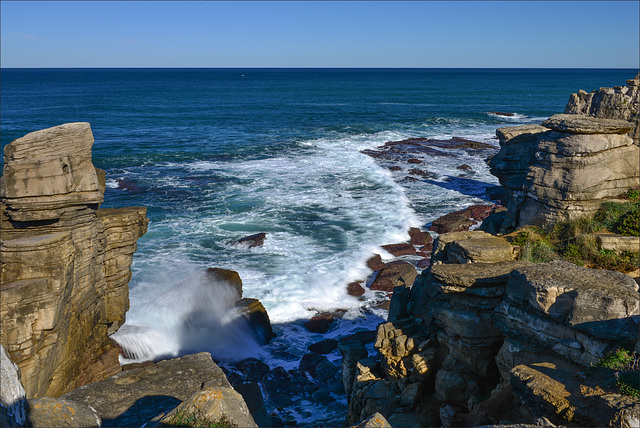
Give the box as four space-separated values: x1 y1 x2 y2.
1 68 636 423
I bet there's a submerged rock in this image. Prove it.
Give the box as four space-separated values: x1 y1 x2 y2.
231 232 267 249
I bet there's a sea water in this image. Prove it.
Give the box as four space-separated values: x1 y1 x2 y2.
1 68 635 423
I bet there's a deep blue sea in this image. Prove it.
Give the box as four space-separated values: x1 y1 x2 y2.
1 68 636 424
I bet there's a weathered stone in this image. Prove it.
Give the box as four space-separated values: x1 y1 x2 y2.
63 352 231 427
381 243 416 257
348 281 366 297
1 345 27 428
447 236 517 264
232 382 271 428
506 261 639 340
565 73 640 144
0 124 148 399
541 114 633 134
510 361 640 427
0 122 103 222
203 268 243 300
429 211 474 234
300 352 340 383
370 261 418 292
160 386 257 427
595 232 640 254
490 94 640 231
367 254 386 271
235 298 275 344
27 397 101 427
431 230 493 263
408 227 432 246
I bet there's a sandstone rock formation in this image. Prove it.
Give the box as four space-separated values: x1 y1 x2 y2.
0 123 148 398
489 115 638 231
565 72 640 145
63 352 257 427
345 231 640 427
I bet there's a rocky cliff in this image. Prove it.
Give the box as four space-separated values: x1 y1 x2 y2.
488 73 640 232
346 231 640 427
0 123 148 398
565 72 640 145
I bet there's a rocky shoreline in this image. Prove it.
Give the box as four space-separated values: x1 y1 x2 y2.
2 74 639 427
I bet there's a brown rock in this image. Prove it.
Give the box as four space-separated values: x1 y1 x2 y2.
370 261 418 292
407 158 422 164
429 211 474 234
305 314 335 333
408 227 432 246
308 338 339 354
457 164 472 171
366 254 386 271
347 281 366 297
231 232 266 249
381 243 416 257
235 298 275 344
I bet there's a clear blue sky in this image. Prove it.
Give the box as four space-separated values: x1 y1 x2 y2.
1 1 638 68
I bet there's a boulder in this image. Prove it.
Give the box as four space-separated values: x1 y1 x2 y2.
505 260 639 340
27 397 101 427
159 386 257 427
429 211 474 234
235 298 275 344
370 261 418 292
510 362 640 427
62 352 233 427
299 352 340 383
408 228 432 246
447 236 517 264
366 254 386 271
204 268 243 300
380 243 416 257
305 314 335 333
348 281 366 297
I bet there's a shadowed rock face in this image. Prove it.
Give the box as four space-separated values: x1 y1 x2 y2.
0 123 148 398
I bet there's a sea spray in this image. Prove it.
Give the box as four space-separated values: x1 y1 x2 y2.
110 268 265 363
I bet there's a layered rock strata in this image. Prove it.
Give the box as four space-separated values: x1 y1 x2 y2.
565 72 640 145
346 231 640 427
489 114 638 231
0 123 148 398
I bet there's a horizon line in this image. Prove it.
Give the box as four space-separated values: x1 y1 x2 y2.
2 66 639 70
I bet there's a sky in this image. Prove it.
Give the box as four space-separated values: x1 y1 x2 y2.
1 1 638 68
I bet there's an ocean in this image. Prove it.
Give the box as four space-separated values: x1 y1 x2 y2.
1 68 636 424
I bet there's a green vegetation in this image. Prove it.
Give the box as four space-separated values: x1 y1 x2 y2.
164 411 237 428
594 347 640 398
511 193 640 272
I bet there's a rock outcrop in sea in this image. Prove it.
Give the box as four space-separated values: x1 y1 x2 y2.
0 123 148 398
